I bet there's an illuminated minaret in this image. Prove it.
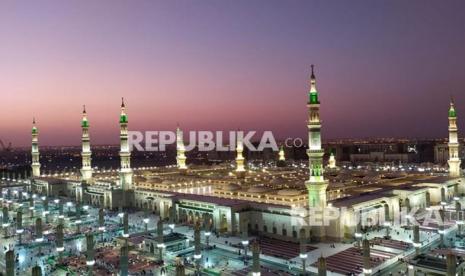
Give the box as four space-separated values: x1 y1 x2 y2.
235 132 246 175
119 98 133 190
328 149 336 169
448 99 461 177
80 105 93 182
31 118 41 177
278 145 285 161
176 125 187 170
305 65 328 208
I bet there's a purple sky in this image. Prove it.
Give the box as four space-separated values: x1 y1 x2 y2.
1 1 465 146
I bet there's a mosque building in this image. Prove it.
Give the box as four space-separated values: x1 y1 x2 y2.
27 66 464 242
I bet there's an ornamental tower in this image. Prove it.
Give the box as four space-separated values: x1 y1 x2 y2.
31 118 41 177
119 98 133 190
305 65 328 208
80 105 93 182
279 145 285 161
328 149 336 169
235 132 246 175
448 99 461 177
176 125 187 170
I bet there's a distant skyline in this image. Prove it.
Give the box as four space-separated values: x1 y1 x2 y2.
1 1 465 147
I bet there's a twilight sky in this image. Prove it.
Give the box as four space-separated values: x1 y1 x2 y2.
1 0 465 147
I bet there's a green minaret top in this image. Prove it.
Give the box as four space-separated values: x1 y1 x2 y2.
308 64 319 104
81 105 89 128
120 97 128 124
32 117 38 134
449 99 457 118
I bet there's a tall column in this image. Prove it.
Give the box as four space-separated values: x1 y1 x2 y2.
120 240 129 276
2 206 9 236
362 239 371 276
447 253 457 276
305 65 329 209
240 219 249 261
35 217 43 244
76 202 82 233
169 205 177 231
29 196 34 217
81 105 93 182
32 265 42 276
42 197 49 223
439 209 445 247
413 225 420 255
157 219 164 262
299 228 308 274
194 221 202 275
5 249 14 276
384 204 391 238
204 219 212 248
251 240 260 276
119 98 133 191
123 212 129 238
425 192 431 209
448 99 461 177
98 208 105 231
16 210 23 244
317 255 327 276
86 233 95 275
58 200 64 224
176 126 187 170
458 208 464 236
56 224 64 254
31 118 41 177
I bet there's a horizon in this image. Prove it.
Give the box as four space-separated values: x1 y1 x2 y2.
2 0 465 147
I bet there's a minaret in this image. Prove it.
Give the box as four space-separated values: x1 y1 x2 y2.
305 65 328 208
235 132 246 176
448 99 461 177
80 105 93 182
31 118 41 177
328 149 336 169
279 145 285 161
176 125 187 170
119 98 133 190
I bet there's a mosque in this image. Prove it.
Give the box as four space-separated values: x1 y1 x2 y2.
27 66 463 244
